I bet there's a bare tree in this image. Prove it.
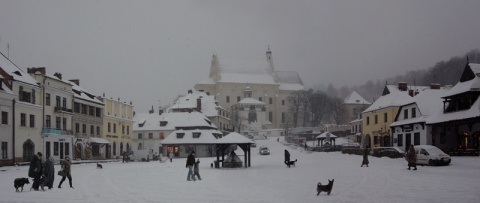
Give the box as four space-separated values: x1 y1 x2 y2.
230 105 247 133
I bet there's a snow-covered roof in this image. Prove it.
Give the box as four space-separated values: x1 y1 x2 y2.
67 80 103 105
220 72 276 84
133 112 217 131
160 129 223 144
442 64 480 98
344 91 371 105
0 53 39 86
279 83 304 91
316 132 338 139
168 90 224 117
217 132 255 144
0 75 13 93
363 91 415 113
238 98 265 105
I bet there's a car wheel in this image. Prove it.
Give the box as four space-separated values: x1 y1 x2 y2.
428 159 434 166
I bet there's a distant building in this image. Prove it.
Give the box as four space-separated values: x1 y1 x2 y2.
168 89 231 135
342 91 371 124
0 55 15 166
194 48 304 129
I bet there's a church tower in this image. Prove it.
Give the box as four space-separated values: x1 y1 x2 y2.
209 54 221 82
266 46 278 82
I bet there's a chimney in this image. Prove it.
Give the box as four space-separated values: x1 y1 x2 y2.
54 72 62 80
69 79 80 86
149 106 154 114
398 82 407 91
430 83 440 89
408 89 414 97
188 89 193 94
196 98 202 112
159 109 164 115
27 67 46 75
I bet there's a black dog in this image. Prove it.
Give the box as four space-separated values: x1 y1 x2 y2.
317 179 334 196
97 163 103 169
285 159 297 168
14 178 30 192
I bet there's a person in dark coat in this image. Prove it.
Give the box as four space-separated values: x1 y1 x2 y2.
284 150 290 164
361 146 369 167
407 145 417 170
186 151 195 181
193 159 201 181
29 152 43 191
43 156 55 189
122 151 126 163
58 156 74 188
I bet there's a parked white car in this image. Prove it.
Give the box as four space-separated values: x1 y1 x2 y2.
408 145 451 166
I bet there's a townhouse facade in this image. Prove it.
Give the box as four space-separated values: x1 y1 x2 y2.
0 73 15 166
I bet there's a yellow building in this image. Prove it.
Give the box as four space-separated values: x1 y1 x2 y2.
98 95 134 159
361 83 424 148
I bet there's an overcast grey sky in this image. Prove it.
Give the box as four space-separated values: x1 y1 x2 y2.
1 0 480 112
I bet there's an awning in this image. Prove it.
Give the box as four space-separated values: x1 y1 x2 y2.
89 137 110 144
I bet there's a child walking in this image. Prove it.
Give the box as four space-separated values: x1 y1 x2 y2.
193 159 201 181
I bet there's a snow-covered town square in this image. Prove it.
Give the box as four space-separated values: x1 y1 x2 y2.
1 137 479 203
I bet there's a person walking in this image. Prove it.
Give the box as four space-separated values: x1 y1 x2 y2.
284 149 290 164
407 145 417 170
43 155 55 189
361 146 369 167
122 151 126 163
186 151 195 181
169 152 174 162
58 156 74 189
193 159 202 181
28 152 43 191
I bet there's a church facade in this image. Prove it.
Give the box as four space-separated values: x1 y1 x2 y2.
194 49 304 129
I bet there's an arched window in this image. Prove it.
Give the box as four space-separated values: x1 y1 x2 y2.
23 139 35 161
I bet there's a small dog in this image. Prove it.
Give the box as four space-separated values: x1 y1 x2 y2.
14 178 30 192
285 159 297 168
317 179 334 196
97 163 103 169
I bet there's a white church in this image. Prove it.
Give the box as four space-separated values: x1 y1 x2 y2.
194 48 304 130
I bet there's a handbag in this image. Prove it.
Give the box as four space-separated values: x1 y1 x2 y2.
57 170 65 176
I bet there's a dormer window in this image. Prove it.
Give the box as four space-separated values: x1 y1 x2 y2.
138 119 146 127
160 121 168 127
193 132 201 138
176 133 185 139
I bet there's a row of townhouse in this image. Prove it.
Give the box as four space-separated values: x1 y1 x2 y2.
0 52 133 166
360 62 480 154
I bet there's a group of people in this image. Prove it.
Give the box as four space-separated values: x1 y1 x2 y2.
360 144 418 170
28 152 74 191
186 151 201 181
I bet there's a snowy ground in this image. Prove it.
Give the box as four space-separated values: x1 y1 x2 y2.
1 137 479 203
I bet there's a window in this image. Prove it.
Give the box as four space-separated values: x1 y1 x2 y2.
62 97 67 108
108 123 111 133
193 132 201 138
259 97 262 102
89 106 94 116
160 121 168 126
45 115 51 128
56 117 61 129
414 132 420 145
122 126 125 135
397 134 403 147
97 126 101 135
237 96 240 102
366 116 370 125
282 100 285 106
384 113 388 122
176 133 185 139
74 103 80 113
269 97 272 104
411 108 416 118
281 112 285 123
20 113 26 127
1 111 7 124
403 109 408 119
138 133 143 139
113 124 116 133
96 108 102 117
269 111 273 122
374 115 378 124
90 125 94 135
160 132 164 139
56 96 61 107
46 93 51 106
63 118 67 130
2 142 7 159
127 126 129 135
81 104 87 114
149 133 153 139
226 96 230 103
82 124 86 134
29 115 35 128
75 123 79 133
